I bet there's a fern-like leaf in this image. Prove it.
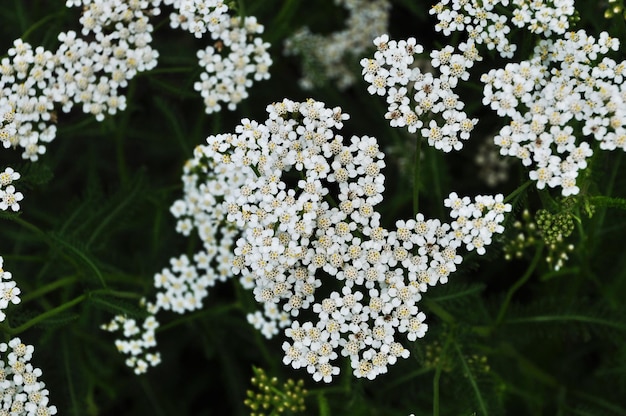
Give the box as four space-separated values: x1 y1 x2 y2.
88 292 149 319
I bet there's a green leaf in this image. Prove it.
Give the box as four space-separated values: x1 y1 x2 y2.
85 169 148 247
0 210 21 221
34 311 80 328
588 195 626 211
88 292 149 319
455 343 489 416
317 392 330 416
14 162 54 187
48 232 106 287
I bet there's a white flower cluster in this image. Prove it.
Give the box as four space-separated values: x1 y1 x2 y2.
193 16 272 113
284 0 390 90
102 130 243 372
56 0 161 119
361 35 479 152
0 40 57 161
0 104 25 211
164 0 272 113
101 313 161 375
430 0 575 58
482 30 624 196
1 0 272 161
0 166 23 213
165 0 228 37
0 108 24 211
0 256 21 322
158 98 510 382
0 338 57 416
0 1 159 161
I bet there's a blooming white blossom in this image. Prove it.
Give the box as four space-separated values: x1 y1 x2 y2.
0 107 24 211
361 36 479 151
0 337 57 415
1 1 160 160
0 256 22 323
3 0 272 162
101 311 162 375
430 0 575 58
482 30 624 195
157 98 510 382
162 0 272 113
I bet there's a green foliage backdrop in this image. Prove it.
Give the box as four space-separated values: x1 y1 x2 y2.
1 0 626 415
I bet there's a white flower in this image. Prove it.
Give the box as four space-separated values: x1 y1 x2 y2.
0 185 23 211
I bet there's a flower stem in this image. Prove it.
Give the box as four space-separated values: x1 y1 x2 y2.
4 294 87 335
503 179 533 204
433 330 453 416
21 275 78 303
494 242 544 328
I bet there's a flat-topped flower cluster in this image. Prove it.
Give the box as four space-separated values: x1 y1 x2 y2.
482 30 624 196
430 0 575 58
0 337 56 415
361 35 480 152
163 0 272 113
1 1 160 161
0 256 21 323
376 0 625 196
120 98 511 381
1 105 23 212
0 0 272 162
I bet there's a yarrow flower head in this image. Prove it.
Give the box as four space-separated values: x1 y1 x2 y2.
163 0 272 113
0 40 57 161
0 255 22 323
361 35 479 152
151 98 511 382
481 29 624 195
3 0 272 163
430 0 576 58
0 184 24 212
101 311 162 375
1 0 161 160
0 106 24 209
0 337 57 415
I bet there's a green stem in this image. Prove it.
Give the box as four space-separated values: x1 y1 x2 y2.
238 0 246 18
455 342 488 416
21 275 78 303
494 243 544 328
414 134 423 216
433 330 453 416
63 333 80 415
503 179 533 204
4 294 86 335
429 147 444 217
10 216 43 235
